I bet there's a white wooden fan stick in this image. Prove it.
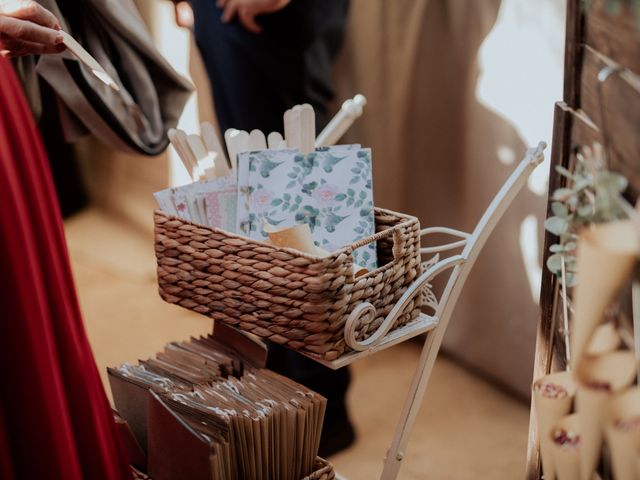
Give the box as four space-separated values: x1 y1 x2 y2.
315 94 367 147
235 130 251 162
283 109 295 148
284 106 302 150
224 129 240 171
168 129 197 180
267 131 286 149
173 129 199 175
225 129 254 170
187 134 217 180
59 30 120 92
248 129 267 150
299 104 315 154
201 122 229 177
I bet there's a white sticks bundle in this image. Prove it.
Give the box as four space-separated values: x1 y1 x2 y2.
168 94 367 181
168 94 367 182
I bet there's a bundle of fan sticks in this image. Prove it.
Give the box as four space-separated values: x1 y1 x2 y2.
167 94 367 182
108 334 326 480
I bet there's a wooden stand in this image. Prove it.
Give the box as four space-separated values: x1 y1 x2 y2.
525 1 640 478
303 143 546 479
210 143 545 479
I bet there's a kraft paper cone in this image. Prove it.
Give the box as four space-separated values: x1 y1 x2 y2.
550 414 582 480
264 223 323 255
585 323 621 356
572 221 638 368
576 351 637 480
264 223 368 277
605 387 640 480
534 371 577 480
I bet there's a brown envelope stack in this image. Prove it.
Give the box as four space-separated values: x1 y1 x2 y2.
108 333 327 480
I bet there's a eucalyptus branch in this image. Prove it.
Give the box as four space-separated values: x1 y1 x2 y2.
544 144 629 288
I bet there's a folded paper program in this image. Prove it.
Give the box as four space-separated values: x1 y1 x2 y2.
237 146 377 270
154 173 237 230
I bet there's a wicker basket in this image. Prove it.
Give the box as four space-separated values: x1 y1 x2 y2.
132 457 334 480
303 457 335 480
155 207 422 361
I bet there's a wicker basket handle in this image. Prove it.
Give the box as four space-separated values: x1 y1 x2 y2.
391 229 405 260
350 224 407 264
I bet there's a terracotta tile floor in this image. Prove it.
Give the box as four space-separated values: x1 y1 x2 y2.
65 207 530 480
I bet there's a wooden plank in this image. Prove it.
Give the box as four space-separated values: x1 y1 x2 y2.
528 1 640 478
563 0 585 106
584 0 640 75
526 103 601 479
525 102 572 479
579 46 640 196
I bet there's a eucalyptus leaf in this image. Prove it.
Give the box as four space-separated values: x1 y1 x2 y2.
564 241 577 251
551 202 568 218
573 177 593 191
549 243 564 253
555 165 574 179
544 216 569 236
613 173 628 192
552 188 573 201
546 253 563 274
577 204 593 217
565 272 578 288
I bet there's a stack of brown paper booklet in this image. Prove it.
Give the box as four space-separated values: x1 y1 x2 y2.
108 333 326 480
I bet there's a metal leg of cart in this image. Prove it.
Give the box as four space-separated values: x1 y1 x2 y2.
331 143 546 480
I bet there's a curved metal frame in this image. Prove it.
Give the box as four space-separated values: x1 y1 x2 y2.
336 142 546 480
344 255 465 351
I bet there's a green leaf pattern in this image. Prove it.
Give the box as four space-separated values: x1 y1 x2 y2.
237 147 377 269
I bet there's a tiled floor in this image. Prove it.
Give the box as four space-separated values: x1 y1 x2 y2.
65 207 530 480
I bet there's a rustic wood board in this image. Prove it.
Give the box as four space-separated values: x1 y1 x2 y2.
579 46 640 193
526 0 640 478
584 0 640 75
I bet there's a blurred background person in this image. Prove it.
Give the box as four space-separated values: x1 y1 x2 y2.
174 0 355 456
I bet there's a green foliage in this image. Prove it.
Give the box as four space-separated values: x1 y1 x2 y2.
544 147 628 287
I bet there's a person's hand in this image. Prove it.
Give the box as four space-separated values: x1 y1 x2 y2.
173 1 194 29
0 0 65 57
219 0 291 34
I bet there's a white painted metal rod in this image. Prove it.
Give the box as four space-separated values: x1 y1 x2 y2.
420 240 468 255
380 142 546 480
420 226 470 238
315 94 367 147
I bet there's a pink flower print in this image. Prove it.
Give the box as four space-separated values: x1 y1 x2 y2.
251 189 274 211
313 184 338 206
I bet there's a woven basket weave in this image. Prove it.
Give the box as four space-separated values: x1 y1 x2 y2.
303 457 335 480
132 457 334 480
155 207 422 361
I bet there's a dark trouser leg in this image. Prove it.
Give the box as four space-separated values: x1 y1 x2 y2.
190 0 354 455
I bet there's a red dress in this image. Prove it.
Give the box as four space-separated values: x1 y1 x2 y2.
0 58 131 480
